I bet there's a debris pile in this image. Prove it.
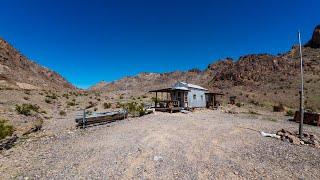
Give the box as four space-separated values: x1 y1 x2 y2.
0 135 18 150
276 129 320 148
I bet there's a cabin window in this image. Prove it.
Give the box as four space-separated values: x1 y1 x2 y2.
193 94 196 100
184 92 188 102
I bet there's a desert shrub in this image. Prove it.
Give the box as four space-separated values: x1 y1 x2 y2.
24 90 31 95
59 110 66 116
273 104 285 112
86 101 96 109
96 98 101 101
46 93 58 100
94 107 98 111
103 102 112 109
23 96 29 100
116 102 123 108
15 104 40 116
306 79 312 83
0 120 14 139
122 101 145 117
62 93 69 99
235 102 243 107
249 100 261 106
119 95 124 99
67 101 76 106
142 95 148 98
286 109 295 117
45 98 52 104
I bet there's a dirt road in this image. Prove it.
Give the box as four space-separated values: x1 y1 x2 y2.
1 110 320 179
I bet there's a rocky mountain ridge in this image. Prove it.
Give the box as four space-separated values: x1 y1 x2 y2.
0 38 75 90
90 25 320 111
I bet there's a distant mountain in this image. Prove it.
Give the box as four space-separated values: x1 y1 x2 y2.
89 81 109 91
91 25 320 111
0 38 75 90
89 70 209 95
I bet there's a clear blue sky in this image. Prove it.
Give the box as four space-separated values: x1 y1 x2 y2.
0 0 319 88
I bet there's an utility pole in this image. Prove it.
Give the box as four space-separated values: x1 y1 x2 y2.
298 31 304 139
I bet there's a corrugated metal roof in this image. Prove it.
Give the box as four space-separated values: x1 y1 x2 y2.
172 86 189 91
177 82 208 91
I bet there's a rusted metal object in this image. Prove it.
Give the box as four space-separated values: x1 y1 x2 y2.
294 111 320 126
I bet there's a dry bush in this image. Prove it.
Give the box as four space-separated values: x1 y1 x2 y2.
15 104 40 116
0 119 14 140
103 102 111 109
59 110 67 116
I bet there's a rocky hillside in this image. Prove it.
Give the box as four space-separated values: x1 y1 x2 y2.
305 25 320 48
0 38 75 90
91 25 320 111
89 81 109 91
91 71 208 95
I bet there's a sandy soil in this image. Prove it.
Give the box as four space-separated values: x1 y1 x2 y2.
0 109 320 179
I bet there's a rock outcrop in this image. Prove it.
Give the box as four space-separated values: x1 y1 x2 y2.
305 25 320 48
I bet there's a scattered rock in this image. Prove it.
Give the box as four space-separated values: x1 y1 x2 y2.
276 129 320 148
153 155 163 162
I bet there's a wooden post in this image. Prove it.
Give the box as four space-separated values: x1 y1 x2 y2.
82 109 86 129
155 92 158 107
298 31 304 138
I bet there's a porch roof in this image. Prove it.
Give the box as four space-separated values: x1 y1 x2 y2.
149 87 189 93
205 92 224 96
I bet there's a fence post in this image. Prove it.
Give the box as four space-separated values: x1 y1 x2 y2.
83 109 86 129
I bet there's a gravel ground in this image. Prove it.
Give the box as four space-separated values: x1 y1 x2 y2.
0 110 320 179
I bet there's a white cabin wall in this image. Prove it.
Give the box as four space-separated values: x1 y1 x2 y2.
187 88 206 108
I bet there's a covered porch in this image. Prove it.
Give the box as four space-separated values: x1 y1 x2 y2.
149 87 189 113
205 92 224 109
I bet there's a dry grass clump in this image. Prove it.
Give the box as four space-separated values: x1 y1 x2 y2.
59 110 67 116
121 101 146 117
103 102 111 109
0 119 14 139
15 104 40 116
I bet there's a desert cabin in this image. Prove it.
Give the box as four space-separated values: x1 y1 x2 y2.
149 82 223 112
